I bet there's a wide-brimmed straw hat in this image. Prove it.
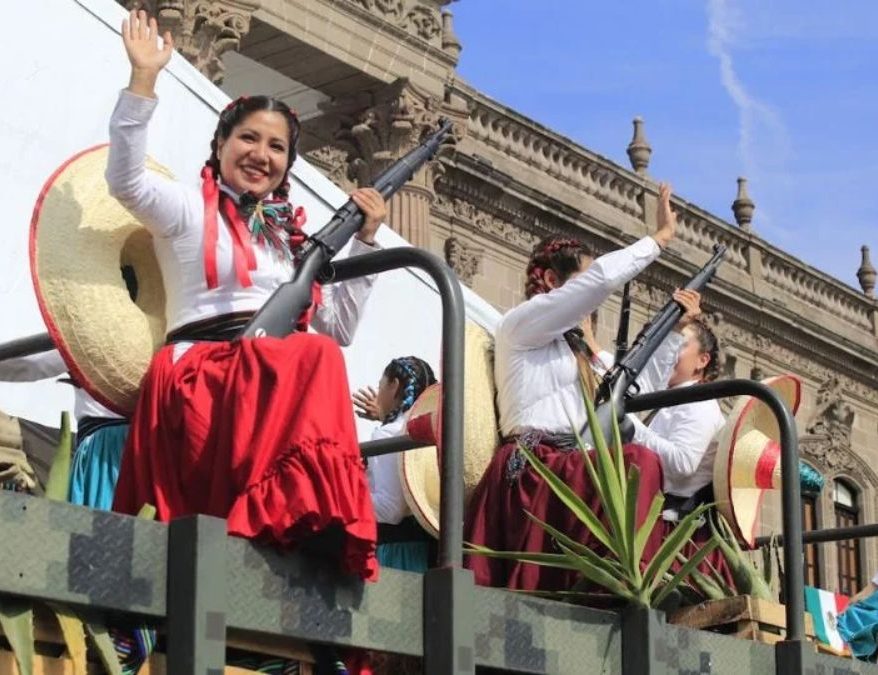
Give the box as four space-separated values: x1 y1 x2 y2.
713 374 802 548
30 145 168 415
400 321 500 537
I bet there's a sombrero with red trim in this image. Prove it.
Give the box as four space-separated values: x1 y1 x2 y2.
400 321 500 537
713 374 802 548
30 144 169 415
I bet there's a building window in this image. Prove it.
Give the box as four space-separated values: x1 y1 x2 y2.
834 479 861 596
802 491 820 587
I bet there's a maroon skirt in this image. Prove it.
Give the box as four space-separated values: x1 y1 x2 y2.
464 438 665 592
112 332 378 581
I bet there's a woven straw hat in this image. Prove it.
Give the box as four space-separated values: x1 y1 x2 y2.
399 321 500 537
713 374 802 548
30 145 169 415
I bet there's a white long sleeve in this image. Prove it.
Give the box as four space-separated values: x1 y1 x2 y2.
366 416 411 524
631 382 726 496
106 89 375 340
495 236 662 435
501 236 661 349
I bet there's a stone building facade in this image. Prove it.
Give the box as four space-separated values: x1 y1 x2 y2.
130 0 878 595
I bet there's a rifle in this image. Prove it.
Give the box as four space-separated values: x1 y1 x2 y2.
613 282 632 363
582 243 727 446
240 118 454 339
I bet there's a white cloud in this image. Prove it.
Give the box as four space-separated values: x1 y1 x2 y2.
706 0 792 233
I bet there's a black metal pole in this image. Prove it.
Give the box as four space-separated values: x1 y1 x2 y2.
754 523 878 547
0 332 54 361
360 435 426 458
331 248 466 567
332 248 473 675
628 378 805 644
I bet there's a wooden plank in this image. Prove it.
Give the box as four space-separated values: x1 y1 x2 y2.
142 652 314 675
669 595 816 638
0 650 102 675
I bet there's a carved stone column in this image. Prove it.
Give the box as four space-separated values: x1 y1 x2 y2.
123 0 260 84
310 78 467 249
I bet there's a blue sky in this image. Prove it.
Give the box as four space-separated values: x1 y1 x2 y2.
450 0 878 290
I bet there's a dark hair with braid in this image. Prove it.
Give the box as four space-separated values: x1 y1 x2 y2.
683 317 721 382
382 356 437 424
203 96 301 199
524 236 595 299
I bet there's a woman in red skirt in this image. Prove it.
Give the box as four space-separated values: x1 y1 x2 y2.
464 184 681 592
109 10 384 581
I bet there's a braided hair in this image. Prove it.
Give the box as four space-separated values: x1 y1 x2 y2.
382 356 437 424
203 96 301 200
683 317 721 382
524 236 595 299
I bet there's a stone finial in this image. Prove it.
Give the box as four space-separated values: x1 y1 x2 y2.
857 245 876 297
732 177 755 231
441 11 462 62
626 117 651 175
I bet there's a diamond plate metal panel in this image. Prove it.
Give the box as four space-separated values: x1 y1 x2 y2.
653 623 775 674
223 535 423 655
472 586 622 674
0 491 166 617
809 653 878 674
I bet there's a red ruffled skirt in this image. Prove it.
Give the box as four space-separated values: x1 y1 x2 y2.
464 440 665 592
112 333 378 581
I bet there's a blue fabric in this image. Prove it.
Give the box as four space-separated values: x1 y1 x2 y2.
838 591 878 661
376 542 430 573
69 423 129 510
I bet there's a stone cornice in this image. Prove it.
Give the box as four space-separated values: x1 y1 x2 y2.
449 80 878 352
435 166 878 404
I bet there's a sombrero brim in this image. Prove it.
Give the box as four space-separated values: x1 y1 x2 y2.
713 374 802 547
399 322 500 537
30 145 168 415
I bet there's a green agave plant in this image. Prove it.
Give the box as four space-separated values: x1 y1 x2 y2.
467 393 718 608
0 412 124 675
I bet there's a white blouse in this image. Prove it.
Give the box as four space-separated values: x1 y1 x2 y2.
630 379 726 497
106 90 376 342
0 349 121 422
494 236 663 436
366 415 411 524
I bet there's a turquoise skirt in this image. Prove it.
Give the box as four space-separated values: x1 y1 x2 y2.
69 423 129 510
838 591 878 661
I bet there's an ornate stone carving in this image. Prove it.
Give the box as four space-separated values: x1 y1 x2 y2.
404 5 442 41
125 0 259 84
304 145 351 191
806 377 856 445
345 0 447 48
316 78 467 247
444 237 482 285
433 193 541 253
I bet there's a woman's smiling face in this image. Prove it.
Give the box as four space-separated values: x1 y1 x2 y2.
217 109 291 199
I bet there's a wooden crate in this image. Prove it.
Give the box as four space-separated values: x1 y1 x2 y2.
1 611 315 674
668 595 816 645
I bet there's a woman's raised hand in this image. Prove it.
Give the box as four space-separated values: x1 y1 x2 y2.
122 9 174 98
653 182 678 249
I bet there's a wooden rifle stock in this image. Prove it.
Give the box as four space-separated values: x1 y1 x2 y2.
240 118 454 339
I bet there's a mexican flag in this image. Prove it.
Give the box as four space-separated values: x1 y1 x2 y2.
805 586 850 652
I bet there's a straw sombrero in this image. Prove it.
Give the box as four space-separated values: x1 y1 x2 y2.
30 144 168 415
713 374 802 548
399 321 500 537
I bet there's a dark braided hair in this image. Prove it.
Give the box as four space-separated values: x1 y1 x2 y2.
525 236 595 299
683 317 721 382
382 356 437 424
204 96 301 199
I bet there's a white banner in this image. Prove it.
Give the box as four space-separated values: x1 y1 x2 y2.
0 0 500 433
